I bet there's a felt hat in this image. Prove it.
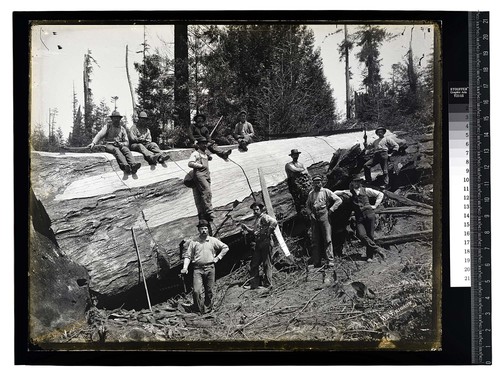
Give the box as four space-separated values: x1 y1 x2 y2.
138 111 148 119
238 110 247 116
110 110 123 118
312 175 323 182
375 127 387 134
197 137 208 144
193 113 206 122
197 219 210 228
250 201 265 209
289 149 301 156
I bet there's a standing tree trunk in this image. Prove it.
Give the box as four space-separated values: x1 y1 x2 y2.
174 24 190 129
126 45 137 120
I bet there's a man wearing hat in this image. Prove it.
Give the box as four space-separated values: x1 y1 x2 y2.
233 110 254 151
241 201 278 289
188 136 215 222
188 113 232 160
363 126 399 188
128 111 170 165
285 149 312 218
306 176 342 267
180 219 229 314
88 110 141 174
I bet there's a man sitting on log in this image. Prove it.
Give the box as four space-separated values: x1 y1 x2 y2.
306 176 342 268
88 110 141 175
128 111 170 165
363 126 399 189
181 219 229 315
188 137 215 223
233 110 255 152
285 149 312 218
342 180 387 262
241 201 278 290
188 113 232 160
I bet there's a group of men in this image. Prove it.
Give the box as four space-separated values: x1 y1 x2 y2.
182 125 398 314
88 110 169 174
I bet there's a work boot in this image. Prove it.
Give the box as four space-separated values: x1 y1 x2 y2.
147 155 158 166
131 163 142 174
220 149 232 160
158 153 170 164
123 165 132 174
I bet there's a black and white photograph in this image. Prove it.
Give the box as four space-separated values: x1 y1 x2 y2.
27 17 440 352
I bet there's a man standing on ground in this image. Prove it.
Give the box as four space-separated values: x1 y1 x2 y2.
180 220 229 315
306 176 342 268
348 180 386 262
88 110 141 175
285 149 312 218
363 126 399 189
233 110 255 151
241 201 277 289
188 113 232 160
188 137 215 222
128 111 170 165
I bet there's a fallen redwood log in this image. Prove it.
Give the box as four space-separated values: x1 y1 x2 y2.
30 131 384 299
376 230 433 246
375 206 433 216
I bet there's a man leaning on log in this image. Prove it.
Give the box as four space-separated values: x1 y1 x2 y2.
181 219 229 315
188 137 215 222
363 126 399 189
285 149 312 218
88 110 141 175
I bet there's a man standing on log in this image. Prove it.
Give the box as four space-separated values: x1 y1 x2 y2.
188 137 215 222
128 111 170 165
285 149 312 218
88 110 141 175
181 219 229 314
241 201 278 289
363 126 399 189
306 176 342 268
188 113 232 160
348 180 386 262
233 110 255 152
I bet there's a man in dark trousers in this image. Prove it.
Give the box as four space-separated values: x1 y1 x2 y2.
188 113 231 160
188 137 215 222
306 176 342 267
88 110 141 174
128 111 169 165
285 149 312 218
233 110 255 151
348 180 386 262
363 126 399 189
241 201 278 289
181 219 229 314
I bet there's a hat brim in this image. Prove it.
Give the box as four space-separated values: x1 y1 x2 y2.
289 152 301 156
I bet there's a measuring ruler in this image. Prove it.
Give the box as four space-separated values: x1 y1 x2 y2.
448 11 490 365
468 11 491 365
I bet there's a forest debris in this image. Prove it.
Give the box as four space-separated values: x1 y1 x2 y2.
376 230 433 246
383 190 433 210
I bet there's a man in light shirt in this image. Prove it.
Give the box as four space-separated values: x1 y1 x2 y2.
285 149 312 218
233 110 255 151
128 111 169 165
88 110 141 175
181 220 229 314
306 176 342 268
363 127 399 188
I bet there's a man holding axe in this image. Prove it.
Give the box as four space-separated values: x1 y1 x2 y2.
187 113 231 160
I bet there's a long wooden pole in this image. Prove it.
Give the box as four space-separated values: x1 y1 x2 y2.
131 227 152 311
258 167 290 257
125 45 137 118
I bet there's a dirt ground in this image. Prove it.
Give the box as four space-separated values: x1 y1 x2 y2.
55 208 437 350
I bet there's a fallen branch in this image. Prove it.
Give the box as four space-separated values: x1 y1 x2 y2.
376 230 433 246
383 190 433 210
375 206 432 216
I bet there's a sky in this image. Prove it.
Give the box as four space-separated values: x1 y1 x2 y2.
31 22 434 139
